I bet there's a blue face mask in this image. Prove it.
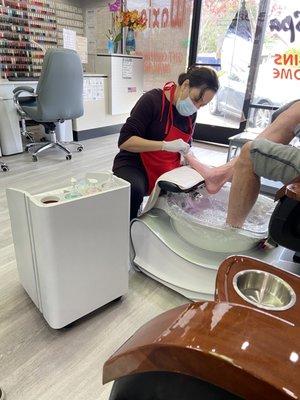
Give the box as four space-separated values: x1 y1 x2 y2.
176 95 198 116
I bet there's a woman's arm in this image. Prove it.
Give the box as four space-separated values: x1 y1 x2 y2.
120 136 163 152
120 136 190 154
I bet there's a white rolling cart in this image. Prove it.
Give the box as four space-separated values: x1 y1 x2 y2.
7 172 130 329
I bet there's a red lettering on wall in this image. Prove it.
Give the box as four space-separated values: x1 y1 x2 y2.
148 5 152 29
273 67 300 79
144 61 171 75
281 68 293 79
295 69 300 79
140 0 190 29
283 53 294 65
136 50 184 64
274 54 282 65
273 68 280 78
136 48 185 76
161 8 169 28
141 9 147 27
153 8 160 28
274 53 300 66
171 0 186 28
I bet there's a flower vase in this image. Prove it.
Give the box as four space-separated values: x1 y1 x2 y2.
113 41 119 54
125 28 136 54
107 39 114 54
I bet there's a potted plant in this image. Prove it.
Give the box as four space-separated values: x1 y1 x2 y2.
116 10 147 54
107 0 123 54
106 29 122 54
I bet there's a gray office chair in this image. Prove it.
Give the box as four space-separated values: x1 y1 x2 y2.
13 48 84 161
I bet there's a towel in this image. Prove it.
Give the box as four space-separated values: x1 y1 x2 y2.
141 166 204 215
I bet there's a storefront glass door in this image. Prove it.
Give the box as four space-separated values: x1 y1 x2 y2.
246 0 300 133
196 0 259 132
194 0 300 143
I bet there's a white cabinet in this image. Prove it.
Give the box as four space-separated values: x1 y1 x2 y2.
7 172 130 329
95 54 144 115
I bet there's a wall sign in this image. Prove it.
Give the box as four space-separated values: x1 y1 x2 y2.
269 11 300 43
273 52 300 80
140 0 188 29
122 58 133 79
76 36 88 64
63 28 77 50
83 77 104 101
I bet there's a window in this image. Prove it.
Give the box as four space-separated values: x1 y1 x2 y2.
196 0 259 130
126 0 194 91
193 0 300 143
247 0 300 132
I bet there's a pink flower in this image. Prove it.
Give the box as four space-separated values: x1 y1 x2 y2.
108 0 121 12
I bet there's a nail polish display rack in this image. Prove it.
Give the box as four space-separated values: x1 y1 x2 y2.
0 0 83 79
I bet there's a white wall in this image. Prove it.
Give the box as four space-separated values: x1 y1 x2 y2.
56 0 82 7
80 0 106 8
59 0 118 72
79 0 112 72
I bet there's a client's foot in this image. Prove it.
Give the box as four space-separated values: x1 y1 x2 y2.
185 153 214 178
204 168 230 194
185 152 234 194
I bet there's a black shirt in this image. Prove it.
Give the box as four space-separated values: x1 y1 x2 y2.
113 88 196 171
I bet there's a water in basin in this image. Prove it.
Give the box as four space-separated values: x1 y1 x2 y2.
164 184 275 252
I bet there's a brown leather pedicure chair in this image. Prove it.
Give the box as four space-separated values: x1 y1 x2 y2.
103 181 300 400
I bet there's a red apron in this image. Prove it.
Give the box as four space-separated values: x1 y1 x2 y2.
140 81 193 194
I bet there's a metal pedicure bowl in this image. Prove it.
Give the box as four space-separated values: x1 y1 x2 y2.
232 269 296 311
103 181 300 400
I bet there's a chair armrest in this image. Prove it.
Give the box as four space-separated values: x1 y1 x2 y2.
13 87 37 102
275 176 300 201
13 87 37 114
13 86 35 95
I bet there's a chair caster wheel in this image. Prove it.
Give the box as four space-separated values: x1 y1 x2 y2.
40 137 47 142
1 164 9 172
32 155 38 162
0 387 6 400
66 154 72 160
77 146 83 152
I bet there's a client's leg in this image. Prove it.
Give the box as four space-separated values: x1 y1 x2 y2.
113 166 148 219
226 142 260 227
186 102 298 194
185 152 236 194
226 140 300 228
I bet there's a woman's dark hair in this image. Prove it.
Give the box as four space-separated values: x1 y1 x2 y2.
178 65 219 95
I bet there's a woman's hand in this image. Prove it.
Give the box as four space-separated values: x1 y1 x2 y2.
184 149 196 161
162 139 190 154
